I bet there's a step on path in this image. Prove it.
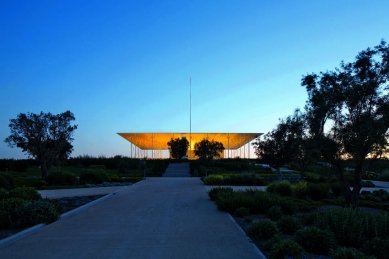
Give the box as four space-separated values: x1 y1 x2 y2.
163 162 191 177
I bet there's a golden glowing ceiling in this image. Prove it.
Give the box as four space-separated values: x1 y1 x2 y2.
117 133 261 150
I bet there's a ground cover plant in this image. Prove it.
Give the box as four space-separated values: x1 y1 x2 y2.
0 187 61 230
208 185 389 258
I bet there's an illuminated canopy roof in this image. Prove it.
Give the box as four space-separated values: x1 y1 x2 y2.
117 133 261 150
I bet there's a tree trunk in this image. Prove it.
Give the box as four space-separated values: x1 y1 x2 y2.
40 159 48 179
350 162 363 208
333 161 352 207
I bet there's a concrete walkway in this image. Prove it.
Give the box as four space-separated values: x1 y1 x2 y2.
39 185 127 199
0 178 263 259
163 163 191 177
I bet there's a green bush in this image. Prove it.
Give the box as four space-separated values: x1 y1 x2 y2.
0 188 8 199
314 208 389 247
248 219 279 240
362 237 389 259
79 171 109 184
0 198 61 229
214 189 298 215
0 174 14 189
293 181 308 198
208 187 233 201
329 182 343 197
267 180 293 196
14 200 60 227
9 187 41 200
0 198 27 228
46 172 78 186
235 207 250 217
269 240 304 259
295 227 336 255
380 171 389 181
332 247 368 259
266 205 283 221
277 216 301 235
223 174 266 186
307 183 329 200
203 175 224 185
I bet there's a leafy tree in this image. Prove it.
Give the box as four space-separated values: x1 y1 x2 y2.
301 41 389 207
5 111 77 179
253 110 308 169
167 137 189 159
194 139 225 160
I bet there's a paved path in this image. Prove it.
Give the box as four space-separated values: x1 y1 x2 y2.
163 163 191 177
0 178 263 259
39 186 128 199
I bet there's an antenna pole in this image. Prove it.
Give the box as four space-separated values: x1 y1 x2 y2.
189 76 192 154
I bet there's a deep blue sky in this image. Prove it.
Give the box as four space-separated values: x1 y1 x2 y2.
1 0 388 158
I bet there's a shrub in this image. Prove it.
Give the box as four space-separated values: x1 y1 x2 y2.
248 219 279 240
208 187 233 201
293 181 308 198
223 174 266 186
277 198 297 214
277 216 301 235
269 240 304 259
329 182 343 197
79 171 109 184
295 227 336 255
14 200 60 227
0 188 8 199
46 172 78 186
307 183 329 200
332 247 368 259
380 171 389 181
203 175 224 185
314 208 389 247
9 187 41 200
235 207 250 217
267 180 293 196
0 198 26 228
0 198 61 229
0 174 14 189
362 237 389 259
266 206 283 221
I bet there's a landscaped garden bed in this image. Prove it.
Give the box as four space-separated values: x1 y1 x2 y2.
208 180 389 258
0 186 106 240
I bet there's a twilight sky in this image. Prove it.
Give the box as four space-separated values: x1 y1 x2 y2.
1 0 388 159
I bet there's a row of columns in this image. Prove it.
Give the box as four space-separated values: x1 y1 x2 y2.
128 141 254 159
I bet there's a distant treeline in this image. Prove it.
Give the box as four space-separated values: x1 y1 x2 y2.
0 155 142 172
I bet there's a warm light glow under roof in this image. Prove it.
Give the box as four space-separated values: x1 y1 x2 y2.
117 133 261 150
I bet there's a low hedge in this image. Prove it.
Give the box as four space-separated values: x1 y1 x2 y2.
294 226 336 255
47 172 78 186
79 171 109 184
203 174 266 186
269 240 304 259
9 187 41 200
248 219 279 240
267 181 293 196
0 198 61 229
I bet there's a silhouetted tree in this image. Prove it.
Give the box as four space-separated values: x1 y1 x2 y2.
5 111 77 179
194 139 224 160
253 110 308 169
302 40 389 207
167 137 189 159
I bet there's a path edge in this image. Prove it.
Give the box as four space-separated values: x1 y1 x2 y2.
0 181 145 249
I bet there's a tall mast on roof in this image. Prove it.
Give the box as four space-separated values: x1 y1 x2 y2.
189 76 192 154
